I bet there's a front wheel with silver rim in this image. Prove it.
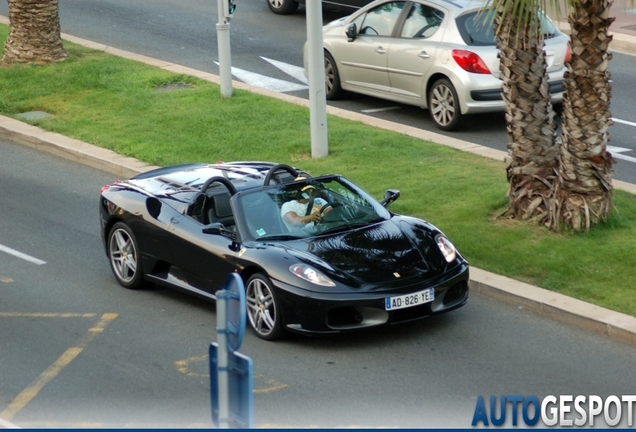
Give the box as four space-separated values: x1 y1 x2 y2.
108 222 146 289
267 0 299 15
245 273 284 340
428 78 462 131
325 50 345 100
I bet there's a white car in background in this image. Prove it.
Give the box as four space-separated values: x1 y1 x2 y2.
267 0 371 15
305 0 571 131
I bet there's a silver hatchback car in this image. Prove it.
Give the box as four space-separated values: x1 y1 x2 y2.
304 0 570 131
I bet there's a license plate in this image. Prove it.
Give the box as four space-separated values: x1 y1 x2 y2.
385 288 434 311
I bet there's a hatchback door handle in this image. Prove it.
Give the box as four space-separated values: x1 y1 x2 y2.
418 51 430 59
375 46 387 54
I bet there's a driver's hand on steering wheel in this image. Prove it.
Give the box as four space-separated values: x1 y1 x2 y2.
307 211 322 223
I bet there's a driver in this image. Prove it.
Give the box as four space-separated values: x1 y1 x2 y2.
281 185 330 230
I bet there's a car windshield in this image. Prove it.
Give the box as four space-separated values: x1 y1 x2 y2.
234 175 391 240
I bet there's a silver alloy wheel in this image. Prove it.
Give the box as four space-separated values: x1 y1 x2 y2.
430 85 455 127
267 0 299 14
429 78 461 131
109 227 138 284
324 50 344 100
246 275 280 339
325 56 335 95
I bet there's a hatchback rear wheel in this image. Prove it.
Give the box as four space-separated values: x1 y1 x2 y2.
267 0 299 14
429 78 462 131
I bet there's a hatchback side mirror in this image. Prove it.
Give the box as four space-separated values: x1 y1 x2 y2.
346 23 357 42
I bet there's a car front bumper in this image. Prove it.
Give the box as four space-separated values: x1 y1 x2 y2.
271 262 470 335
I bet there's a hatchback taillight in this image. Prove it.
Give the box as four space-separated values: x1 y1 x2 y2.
452 49 491 74
565 44 572 63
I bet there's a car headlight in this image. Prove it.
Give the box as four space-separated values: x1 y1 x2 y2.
289 264 336 287
436 235 457 263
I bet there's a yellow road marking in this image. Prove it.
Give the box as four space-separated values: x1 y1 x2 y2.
0 274 13 283
174 355 288 393
0 312 97 318
0 313 118 421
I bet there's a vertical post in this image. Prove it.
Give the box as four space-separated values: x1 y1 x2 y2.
216 290 230 428
217 0 233 97
306 0 329 158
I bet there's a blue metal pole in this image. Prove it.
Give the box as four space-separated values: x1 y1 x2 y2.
216 290 230 428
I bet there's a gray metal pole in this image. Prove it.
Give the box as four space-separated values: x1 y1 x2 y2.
306 0 329 158
216 291 230 428
217 0 233 97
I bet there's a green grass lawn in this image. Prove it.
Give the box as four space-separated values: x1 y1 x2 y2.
2 25 636 317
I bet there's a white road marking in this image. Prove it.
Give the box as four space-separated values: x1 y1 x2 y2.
0 243 46 265
361 106 403 113
608 145 636 163
261 57 309 85
612 117 636 128
216 62 308 93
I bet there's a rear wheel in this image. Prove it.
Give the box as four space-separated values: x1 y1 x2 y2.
108 222 146 289
428 78 462 131
325 50 345 100
246 273 284 340
267 0 299 15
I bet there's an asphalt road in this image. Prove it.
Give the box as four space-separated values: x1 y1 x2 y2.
2 137 636 428
2 0 634 182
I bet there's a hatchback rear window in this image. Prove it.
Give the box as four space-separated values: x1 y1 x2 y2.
456 10 558 46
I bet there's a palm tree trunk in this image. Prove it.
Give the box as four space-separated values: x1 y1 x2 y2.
2 0 66 64
548 0 615 231
495 1 560 225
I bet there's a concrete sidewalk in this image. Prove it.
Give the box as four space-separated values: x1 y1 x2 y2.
1 15 636 353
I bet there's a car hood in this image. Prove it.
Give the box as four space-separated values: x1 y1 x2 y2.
284 218 450 288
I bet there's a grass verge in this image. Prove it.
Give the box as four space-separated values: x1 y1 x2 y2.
2 25 635 317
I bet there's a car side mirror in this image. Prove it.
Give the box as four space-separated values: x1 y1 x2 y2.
380 189 400 207
202 222 237 241
346 23 357 42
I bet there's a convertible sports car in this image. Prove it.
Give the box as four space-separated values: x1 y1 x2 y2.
99 161 469 340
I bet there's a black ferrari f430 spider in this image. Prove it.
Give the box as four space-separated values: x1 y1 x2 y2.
99 161 469 340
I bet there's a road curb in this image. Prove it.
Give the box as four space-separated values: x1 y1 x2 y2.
2 17 636 347
470 268 636 346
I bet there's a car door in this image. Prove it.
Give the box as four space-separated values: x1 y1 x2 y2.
335 1 407 95
166 213 238 295
386 1 445 102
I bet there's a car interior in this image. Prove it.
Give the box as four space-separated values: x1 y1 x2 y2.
187 191 236 229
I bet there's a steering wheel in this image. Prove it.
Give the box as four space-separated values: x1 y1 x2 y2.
200 176 237 195
263 164 299 186
320 203 331 214
319 201 347 224
414 24 437 38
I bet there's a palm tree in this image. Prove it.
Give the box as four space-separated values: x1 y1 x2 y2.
2 0 66 64
548 0 615 231
493 0 560 225
492 0 616 231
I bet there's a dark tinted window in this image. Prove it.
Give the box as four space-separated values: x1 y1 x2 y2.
456 9 558 46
